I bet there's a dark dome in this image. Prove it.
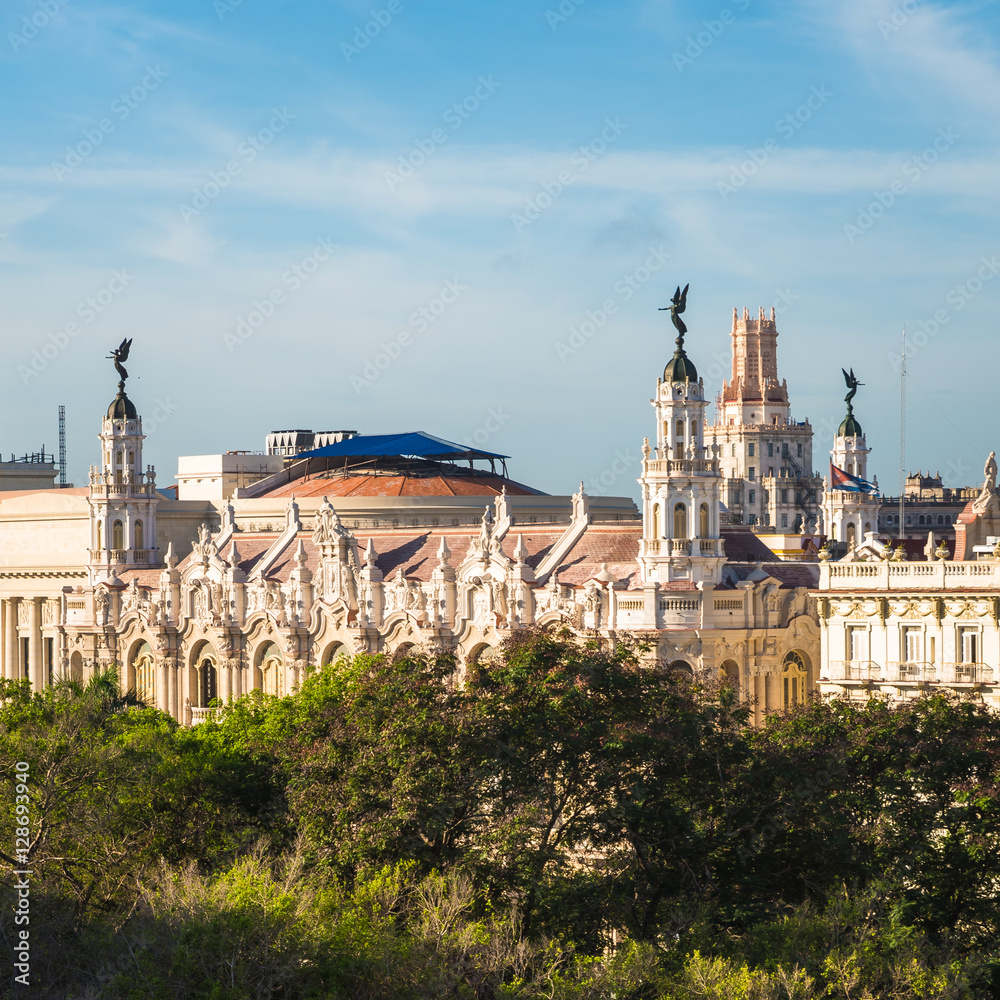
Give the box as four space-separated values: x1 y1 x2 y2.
107 390 137 420
663 349 698 383
838 413 863 437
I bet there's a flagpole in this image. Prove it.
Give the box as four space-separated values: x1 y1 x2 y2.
898 326 906 543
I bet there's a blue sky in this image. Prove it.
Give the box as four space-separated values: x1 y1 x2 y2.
2 0 999 499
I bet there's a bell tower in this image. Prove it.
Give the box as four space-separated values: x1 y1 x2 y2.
822 368 880 548
88 340 159 582
638 286 725 592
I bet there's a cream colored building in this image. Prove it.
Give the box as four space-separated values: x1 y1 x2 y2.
0 307 823 724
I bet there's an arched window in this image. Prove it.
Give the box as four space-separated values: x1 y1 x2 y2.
652 504 661 538
690 420 698 439
719 659 739 689
258 642 284 697
699 503 709 539
675 420 684 439
199 657 218 706
112 520 124 550
918 515 925 526
846 523 856 547
132 641 155 705
134 519 144 551
70 651 84 684
945 514 952 525
673 503 687 538
782 650 808 709
937 515 945 526
96 520 103 549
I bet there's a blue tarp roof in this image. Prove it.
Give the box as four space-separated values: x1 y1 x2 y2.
296 432 509 461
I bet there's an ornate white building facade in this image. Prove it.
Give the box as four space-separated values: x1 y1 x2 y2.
0 312 822 725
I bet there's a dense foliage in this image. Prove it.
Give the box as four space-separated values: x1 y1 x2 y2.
3 630 1000 998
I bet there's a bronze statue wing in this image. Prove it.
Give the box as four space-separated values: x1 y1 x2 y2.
679 283 689 310
118 337 133 362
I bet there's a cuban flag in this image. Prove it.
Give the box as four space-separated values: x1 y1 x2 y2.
830 463 879 495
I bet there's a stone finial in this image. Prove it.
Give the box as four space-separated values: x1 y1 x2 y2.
437 535 451 566
295 539 307 568
230 540 241 567
365 537 377 567
286 496 301 531
165 541 177 569
513 534 527 565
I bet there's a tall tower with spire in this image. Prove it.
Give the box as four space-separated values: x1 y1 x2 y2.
705 307 823 532
88 340 159 582
637 285 725 597
822 368 880 548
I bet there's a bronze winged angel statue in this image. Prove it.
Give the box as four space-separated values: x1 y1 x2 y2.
108 338 133 388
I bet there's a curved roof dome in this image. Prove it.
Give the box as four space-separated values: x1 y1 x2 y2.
838 413 863 437
107 390 137 420
663 348 698 383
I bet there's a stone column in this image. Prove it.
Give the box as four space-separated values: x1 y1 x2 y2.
1 600 16 680
157 657 169 715
218 660 231 705
166 657 178 722
29 598 43 690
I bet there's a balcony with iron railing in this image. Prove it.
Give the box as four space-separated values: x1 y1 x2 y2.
945 662 994 685
824 661 995 686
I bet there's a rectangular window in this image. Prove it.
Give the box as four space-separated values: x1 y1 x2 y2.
45 637 54 684
848 626 867 663
902 627 922 663
796 491 802 503
781 514 788 527
748 490 756 505
767 442 774 457
959 628 978 664
731 444 736 456
782 443 789 457
748 467 755 481
676 420 684 438
748 443 755 457
797 443 803 458
20 637 29 679
748 514 758 525
780 489 788 503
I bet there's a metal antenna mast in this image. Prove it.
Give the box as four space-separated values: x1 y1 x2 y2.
898 329 905 542
58 405 67 488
